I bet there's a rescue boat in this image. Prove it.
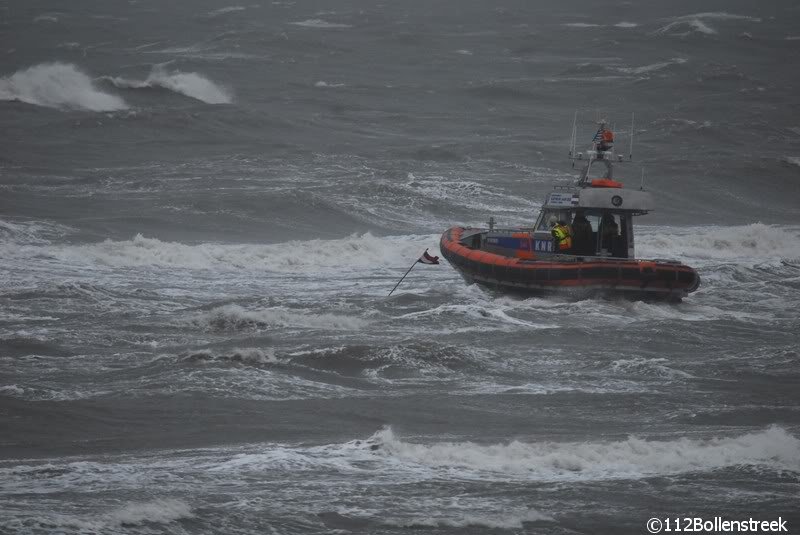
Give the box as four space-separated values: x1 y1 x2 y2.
439 118 701 301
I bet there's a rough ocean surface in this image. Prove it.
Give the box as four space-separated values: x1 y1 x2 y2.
1 1 799 534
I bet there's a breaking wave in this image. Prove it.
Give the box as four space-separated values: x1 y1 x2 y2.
369 425 800 481
107 499 193 526
0 63 127 112
616 57 687 75
657 12 761 36
0 499 193 533
106 66 232 104
183 347 278 365
0 218 74 244
386 509 553 529
17 232 437 273
191 304 368 331
289 19 352 29
206 6 246 17
637 224 800 266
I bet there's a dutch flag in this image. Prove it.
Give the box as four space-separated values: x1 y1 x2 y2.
418 249 440 265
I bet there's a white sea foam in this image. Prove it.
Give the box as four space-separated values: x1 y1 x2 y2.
290 19 352 29
0 218 73 244
658 19 717 35
185 347 278 364
388 509 553 528
0 384 25 396
33 14 60 23
784 156 800 167
677 12 761 22
637 224 800 266
563 22 602 28
614 22 638 28
207 6 246 16
396 303 556 331
0 498 193 532
107 499 193 526
370 425 800 481
609 357 695 379
192 304 368 331
107 66 232 104
314 80 345 88
0 63 127 111
657 12 760 37
29 232 438 273
617 57 687 75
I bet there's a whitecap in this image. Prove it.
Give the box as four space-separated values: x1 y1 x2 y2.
19 232 440 274
207 6 246 16
107 499 193 526
387 509 553 528
107 66 232 104
637 223 800 267
289 19 352 29
33 14 60 23
368 425 800 480
0 63 127 112
191 304 368 331
616 57 687 75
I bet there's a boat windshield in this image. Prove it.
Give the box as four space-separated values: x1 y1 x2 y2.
536 209 573 231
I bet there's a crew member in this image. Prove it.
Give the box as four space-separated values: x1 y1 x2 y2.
599 128 614 152
571 212 593 256
551 219 572 252
600 213 619 253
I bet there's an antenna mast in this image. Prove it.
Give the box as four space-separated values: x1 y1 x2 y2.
569 110 577 158
629 112 635 160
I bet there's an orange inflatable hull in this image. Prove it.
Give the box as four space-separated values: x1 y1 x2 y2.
440 227 700 301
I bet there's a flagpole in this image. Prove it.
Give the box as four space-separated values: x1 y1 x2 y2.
387 259 419 297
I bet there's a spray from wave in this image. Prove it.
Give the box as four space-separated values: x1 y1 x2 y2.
368 425 800 481
656 12 761 36
107 499 193 526
0 63 127 112
386 509 553 529
106 66 233 104
637 224 800 266
191 304 368 331
13 232 437 273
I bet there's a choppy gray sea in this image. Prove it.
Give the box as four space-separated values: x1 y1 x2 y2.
1 1 800 533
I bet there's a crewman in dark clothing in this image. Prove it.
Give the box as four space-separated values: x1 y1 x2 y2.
571 212 593 256
600 213 619 253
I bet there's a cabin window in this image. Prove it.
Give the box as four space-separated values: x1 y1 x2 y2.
536 209 573 231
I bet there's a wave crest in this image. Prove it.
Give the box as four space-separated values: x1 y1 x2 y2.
108 499 193 526
107 66 232 104
369 425 800 480
191 304 368 331
637 224 800 266
0 63 127 112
